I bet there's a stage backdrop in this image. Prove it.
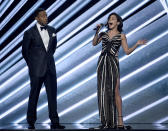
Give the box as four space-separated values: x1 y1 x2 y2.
0 0 168 127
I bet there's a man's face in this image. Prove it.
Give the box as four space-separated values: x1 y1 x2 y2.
35 11 48 26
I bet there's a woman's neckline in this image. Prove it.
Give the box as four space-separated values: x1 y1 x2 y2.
105 31 121 40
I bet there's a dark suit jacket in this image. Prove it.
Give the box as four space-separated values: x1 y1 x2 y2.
22 25 57 77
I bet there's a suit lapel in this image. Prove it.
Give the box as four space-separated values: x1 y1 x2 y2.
33 25 47 52
46 26 53 51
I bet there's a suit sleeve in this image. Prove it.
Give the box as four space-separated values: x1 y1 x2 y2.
22 31 31 65
54 29 57 52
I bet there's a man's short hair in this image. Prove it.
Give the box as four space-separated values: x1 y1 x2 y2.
34 8 45 18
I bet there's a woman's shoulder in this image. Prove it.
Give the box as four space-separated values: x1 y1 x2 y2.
120 33 126 39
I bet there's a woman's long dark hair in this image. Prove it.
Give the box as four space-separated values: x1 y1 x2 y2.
106 12 123 32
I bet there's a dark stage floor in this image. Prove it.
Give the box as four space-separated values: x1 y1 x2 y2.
0 123 168 131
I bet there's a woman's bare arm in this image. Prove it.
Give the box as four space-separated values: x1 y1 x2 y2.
92 24 102 46
121 34 147 55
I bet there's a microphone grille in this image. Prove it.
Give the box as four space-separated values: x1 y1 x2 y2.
100 23 104 26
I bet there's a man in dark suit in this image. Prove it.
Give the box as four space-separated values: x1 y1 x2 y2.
22 8 65 129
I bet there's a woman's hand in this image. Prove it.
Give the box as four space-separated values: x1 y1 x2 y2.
96 24 102 33
136 40 147 46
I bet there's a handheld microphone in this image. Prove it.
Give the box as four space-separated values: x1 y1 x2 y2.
93 23 104 30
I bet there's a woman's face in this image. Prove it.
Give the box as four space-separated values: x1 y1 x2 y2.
108 15 119 30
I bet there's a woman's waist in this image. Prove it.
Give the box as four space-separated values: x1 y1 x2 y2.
101 50 118 56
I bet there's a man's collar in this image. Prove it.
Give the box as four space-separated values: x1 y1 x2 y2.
36 22 47 31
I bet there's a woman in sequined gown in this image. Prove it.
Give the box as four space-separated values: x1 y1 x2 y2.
92 13 146 129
